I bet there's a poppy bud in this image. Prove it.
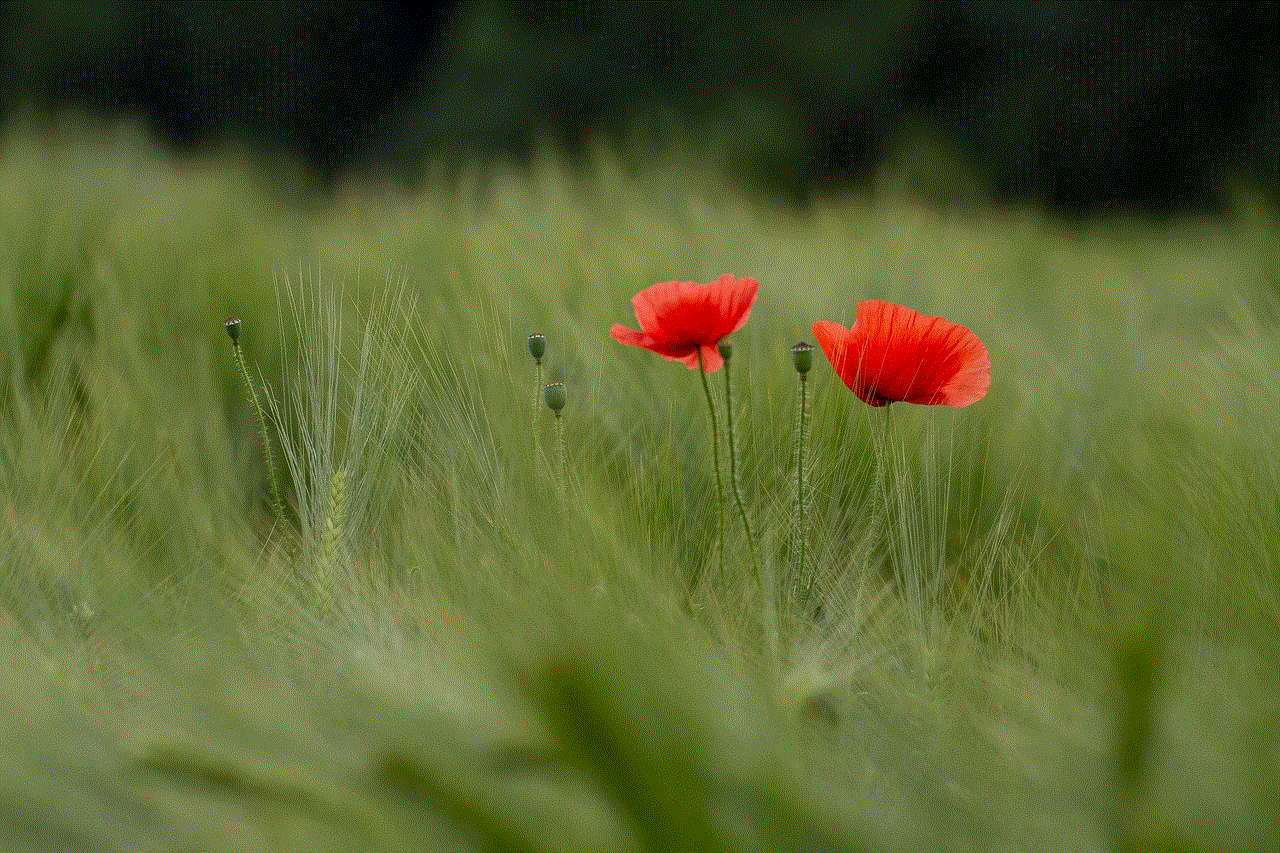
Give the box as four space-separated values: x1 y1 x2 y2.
791 341 813 375
528 333 546 362
225 316 242 343
543 381 566 415
717 341 733 362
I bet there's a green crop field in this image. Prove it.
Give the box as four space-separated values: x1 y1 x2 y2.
1 124 1277 852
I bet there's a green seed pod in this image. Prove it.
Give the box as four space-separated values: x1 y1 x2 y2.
791 341 814 375
543 381 566 414
717 340 733 361
528 332 546 362
225 316 242 343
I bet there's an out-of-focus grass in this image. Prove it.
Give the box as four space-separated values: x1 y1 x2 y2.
1 122 1277 852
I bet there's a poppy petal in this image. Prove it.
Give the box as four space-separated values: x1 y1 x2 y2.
813 319 895 405
610 323 654 349
814 301 989 408
857 301 989 406
612 323 721 368
683 343 724 372
631 281 683 336
906 322 990 406
716 275 759 338
612 276 758 372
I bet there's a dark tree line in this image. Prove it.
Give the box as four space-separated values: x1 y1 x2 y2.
1 1 1274 211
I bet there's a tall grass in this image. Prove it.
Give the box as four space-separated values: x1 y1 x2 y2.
1 124 1277 852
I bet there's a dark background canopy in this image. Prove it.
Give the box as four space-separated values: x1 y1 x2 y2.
1 0 1275 212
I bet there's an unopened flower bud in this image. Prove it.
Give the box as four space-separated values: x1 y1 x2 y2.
543 381 566 415
717 341 733 361
225 316 242 343
528 333 546 362
791 341 813 375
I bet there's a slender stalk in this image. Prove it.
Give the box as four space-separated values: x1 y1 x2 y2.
528 333 546 467
722 354 760 588
532 360 543 439
789 340 814 611
554 412 568 501
861 400 890 588
233 340 286 521
543 381 568 501
874 404 893 528
696 348 725 586
795 371 809 597
878 404 918 617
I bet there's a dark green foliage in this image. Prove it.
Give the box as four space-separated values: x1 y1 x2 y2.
0 1 1274 209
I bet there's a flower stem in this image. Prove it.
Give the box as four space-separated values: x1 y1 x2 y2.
696 348 725 587
233 340 286 521
795 371 809 600
722 355 761 590
876 404 915 615
531 359 543 447
554 411 568 502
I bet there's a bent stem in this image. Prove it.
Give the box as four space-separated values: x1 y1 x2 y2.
696 348 726 588
233 340 286 522
722 354 761 589
723 351 773 668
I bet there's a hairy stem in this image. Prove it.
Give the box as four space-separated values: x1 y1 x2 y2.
723 357 761 589
696 348 725 587
531 359 543 455
233 341 286 521
877 404 916 618
795 373 809 601
554 412 568 502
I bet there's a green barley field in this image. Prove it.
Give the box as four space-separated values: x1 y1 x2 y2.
1 123 1277 852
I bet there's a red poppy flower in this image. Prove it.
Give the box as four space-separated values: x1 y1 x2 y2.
610 275 759 372
812 300 990 407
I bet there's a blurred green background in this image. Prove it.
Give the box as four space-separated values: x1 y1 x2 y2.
2 0 1275 211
